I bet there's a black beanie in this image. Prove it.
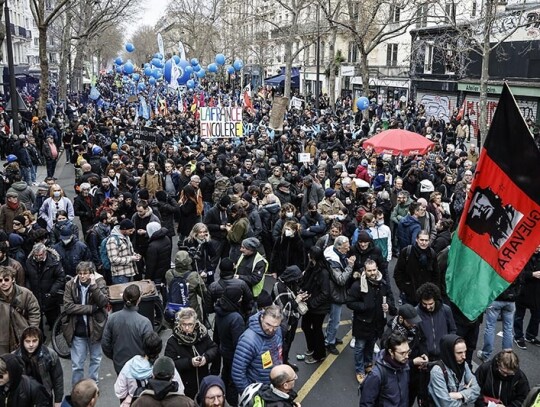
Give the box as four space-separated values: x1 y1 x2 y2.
219 258 235 278
256 290 273 309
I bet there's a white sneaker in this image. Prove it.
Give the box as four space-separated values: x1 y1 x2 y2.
350 337 356 348
374 343 380 353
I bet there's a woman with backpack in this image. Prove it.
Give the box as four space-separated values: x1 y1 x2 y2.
428 334 480 406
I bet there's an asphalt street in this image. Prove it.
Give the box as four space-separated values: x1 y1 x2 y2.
35 156 539 406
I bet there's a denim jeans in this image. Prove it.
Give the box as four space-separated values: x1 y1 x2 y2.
325 303 342 346
20 166 31 185
111 275 132 285
46 159 57 178
514 303 540 340
481 300 515 358
30 165 37 183
71 336 102 386
354 337 376 374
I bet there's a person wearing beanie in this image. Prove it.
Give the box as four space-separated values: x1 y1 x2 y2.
208 257 253 318
195 375 229 407
53 224 91 277
132 356 195 407
318 187 345 225
0 190 27 233
350 229 388 281
256 289 273 310
0 354 51 406
235 238 268 298
7 173 35 210
105 218 140 284
145 221 172 284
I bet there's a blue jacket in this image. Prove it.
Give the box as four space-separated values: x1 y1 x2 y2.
359 350 410 407
232 312 283 393
397 215 421 249
416 302 456 359
53 239 91 277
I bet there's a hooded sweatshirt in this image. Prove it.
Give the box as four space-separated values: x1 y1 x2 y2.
195 375 228 406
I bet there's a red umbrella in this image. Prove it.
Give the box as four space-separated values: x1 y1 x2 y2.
363 129 435 156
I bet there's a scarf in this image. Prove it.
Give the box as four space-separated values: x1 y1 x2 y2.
7 200 19 210
390 316 417 343
173 320 207 345
22 350 44 385
360 270 383 293
412 244 433 271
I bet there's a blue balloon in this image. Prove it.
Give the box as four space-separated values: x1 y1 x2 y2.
190 58 199 66
125 43 135 53
193 64 201 72
144 67 152 76
176 60 191 85
115 66 123 73
207 63 218 73
152 58 164 68
144 63 150 68
173 55 180 64
123 61 134 75
356 96 370 111
138 82 146 91
149 77 156 85
226 65 235 75
114 57 123 66
163 59 173 83
155 69 163 79
196 69 206 78
154 53 163 59
233 59 243 71
215 54 226 65
186 79 195 89
132 73 140 81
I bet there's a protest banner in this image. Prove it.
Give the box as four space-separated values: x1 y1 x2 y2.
299 153 311 163
132 127 158 145
269 97 289 130
200 107 244 138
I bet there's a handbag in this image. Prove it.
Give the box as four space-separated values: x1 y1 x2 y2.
297 300 308 315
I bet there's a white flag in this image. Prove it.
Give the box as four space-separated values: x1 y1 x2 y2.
157 33 164 57
178 41 186 60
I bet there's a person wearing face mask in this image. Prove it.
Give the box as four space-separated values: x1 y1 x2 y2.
318 188 346 226
73 183 96 236
271 203 297 244
270 221 305 280
39 184 75 231
50 210 80 245
53 225 91 277
299 201 326 251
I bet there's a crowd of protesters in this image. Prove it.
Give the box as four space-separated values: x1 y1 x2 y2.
0 81 540 407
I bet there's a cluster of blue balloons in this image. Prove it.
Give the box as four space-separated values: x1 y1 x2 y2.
112 49 245 91
356 96 370 111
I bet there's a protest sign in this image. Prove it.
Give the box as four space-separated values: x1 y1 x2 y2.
269 97 289 130
299 153 311 163
200 107 243 138
132 127 158 145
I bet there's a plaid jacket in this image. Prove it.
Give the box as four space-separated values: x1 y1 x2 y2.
106 226 137 277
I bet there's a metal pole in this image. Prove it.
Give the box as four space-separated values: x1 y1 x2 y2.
315 5 320 110
5 0 20 135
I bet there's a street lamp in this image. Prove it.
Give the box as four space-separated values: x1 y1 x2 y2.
4 0 20 135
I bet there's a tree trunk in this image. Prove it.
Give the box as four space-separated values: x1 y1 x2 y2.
58 9 71 103
38 24 49 117
72 39 87 93
284 40 292 99
0 0 5 63
478 0 494 145
359 50 370 119
327 26 337 108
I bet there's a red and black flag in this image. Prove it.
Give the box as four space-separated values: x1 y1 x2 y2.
447 83 540 320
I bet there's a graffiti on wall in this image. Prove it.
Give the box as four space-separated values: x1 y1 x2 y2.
417 93 456 122
463 97 537 134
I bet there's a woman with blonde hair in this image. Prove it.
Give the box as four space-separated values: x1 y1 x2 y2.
182 223 216 284
39 184 74 231
164 307 218 399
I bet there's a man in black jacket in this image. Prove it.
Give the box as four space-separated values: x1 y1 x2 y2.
0 354 51 407
203 195 230 264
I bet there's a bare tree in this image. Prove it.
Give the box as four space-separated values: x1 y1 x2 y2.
129 25 158 66
30 0 70 116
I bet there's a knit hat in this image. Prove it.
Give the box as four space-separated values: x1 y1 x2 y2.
241 237 260 251
223 286 243 304
119 219 135 230
13 215 25 225
152 356 175 380
155 190 167 202
324 188 336 198
357 230 372 243
219 195 231 207
60 225 74 240
241 193 252 202
361 159 369 167
37 182 49 192
256 290 273 309
146 222 161 238
219 258 235 278
6 191 18 198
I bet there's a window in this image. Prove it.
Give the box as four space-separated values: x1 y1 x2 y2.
416 4 428 28
305 44 310 64
351 2 359 20
386 43 398 67
348 42 358 63
424 42 433 73
445 43 456 74
320 41 325 64
445 2 456 23
34 37 38 46
471 1 477 17
390 5 401 23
